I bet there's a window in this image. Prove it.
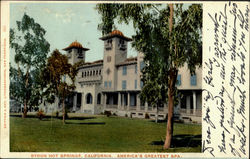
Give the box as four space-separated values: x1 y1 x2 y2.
104 81 108 88
107 56 111 62
135 80 137 89
140 61 145 71
135 65 137 74
122 66 127 75
140 80 143 88
108 81 112 88
86 93 93 104
122 80 126 90
82 72 84 78
107 39 112 44
176 74 181 86
97 93 101 104
119 39 124 44
191 75 197 86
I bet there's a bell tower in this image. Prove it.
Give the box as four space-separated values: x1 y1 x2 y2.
100 30 132 90
63 41 89 65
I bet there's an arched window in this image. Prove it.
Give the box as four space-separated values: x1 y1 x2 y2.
86 93 93 104
97 93 101 104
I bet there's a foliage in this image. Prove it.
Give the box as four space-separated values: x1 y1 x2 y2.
96 3 202 149
104 110 112 117
37 110 45 120
41 49 84 123
145 113 150 119
10 13 50 118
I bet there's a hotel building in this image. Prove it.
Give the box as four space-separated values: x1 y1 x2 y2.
44 30 202 123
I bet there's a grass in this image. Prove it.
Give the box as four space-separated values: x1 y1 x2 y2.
10 115 201 152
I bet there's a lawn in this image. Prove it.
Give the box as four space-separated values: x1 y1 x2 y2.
10 115 201 152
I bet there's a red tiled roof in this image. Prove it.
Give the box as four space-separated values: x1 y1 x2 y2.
63 41 89 51
99 30 132 41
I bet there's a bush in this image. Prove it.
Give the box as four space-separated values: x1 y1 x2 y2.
145 113 150 119
56 111 59 117
112 112 117 116
104 111 111 117
37 110 45 120
125 114 128 117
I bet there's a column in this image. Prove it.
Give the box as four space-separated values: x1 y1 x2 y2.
81 93 84 112
186 95 190 114
118 92 121 110
193 91 196 115
164 103 167 113
145 102 148 112
73 93 77 112
176 95 181 114
103 93 107 110
136 94 140 111
127 92 130 111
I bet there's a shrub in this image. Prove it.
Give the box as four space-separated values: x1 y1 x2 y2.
145 113 150 119
125 114 128 117
55 111 59 118
112 112 117 116
104 111 111 117
37 110 45 120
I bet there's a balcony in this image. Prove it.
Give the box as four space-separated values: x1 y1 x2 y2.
78 76 102 83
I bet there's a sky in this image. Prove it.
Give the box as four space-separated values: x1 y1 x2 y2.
10 3 138 63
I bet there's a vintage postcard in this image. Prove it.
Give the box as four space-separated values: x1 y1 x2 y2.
0 1 249 158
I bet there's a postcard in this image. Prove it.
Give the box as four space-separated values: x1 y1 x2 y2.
0 1 249 158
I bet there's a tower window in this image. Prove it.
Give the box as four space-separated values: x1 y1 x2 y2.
191 75 197 86
107 56 111 62
104 81 108 88
122 80 126 90
122 66 127 75
140 80 143 88
119 39 124 44
176 74 181 86
140 61 145 71
135 80 137 89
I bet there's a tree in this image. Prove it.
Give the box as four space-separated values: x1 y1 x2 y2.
96 3 202 149
10 13 50 118
42 49 83 124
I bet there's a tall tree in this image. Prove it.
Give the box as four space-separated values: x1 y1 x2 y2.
42 49 83 124
10 13 50 118
96 3 202 149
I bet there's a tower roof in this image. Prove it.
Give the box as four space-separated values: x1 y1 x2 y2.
63 41 89 51
99 30 132 41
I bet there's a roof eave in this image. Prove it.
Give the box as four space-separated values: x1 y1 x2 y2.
99 35 132 41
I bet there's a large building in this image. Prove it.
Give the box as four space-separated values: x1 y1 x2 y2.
43 30 202 123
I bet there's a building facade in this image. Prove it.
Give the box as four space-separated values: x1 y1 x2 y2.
43 30 202 123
